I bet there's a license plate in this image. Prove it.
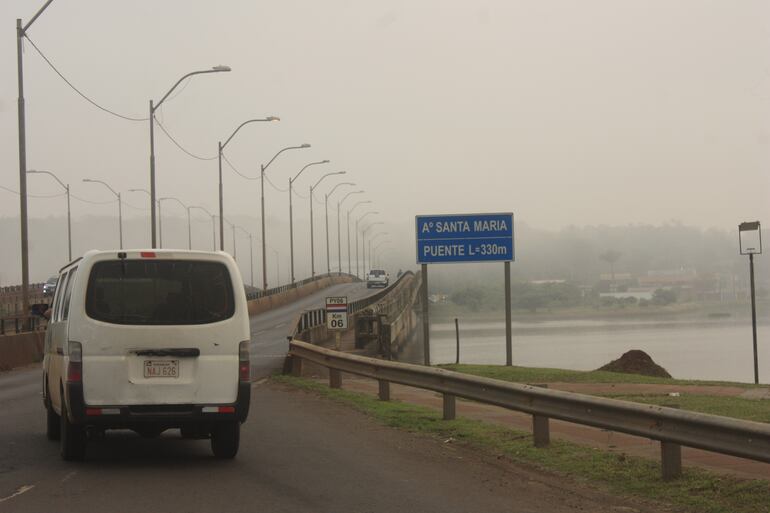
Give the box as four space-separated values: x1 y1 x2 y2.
144 360 179 378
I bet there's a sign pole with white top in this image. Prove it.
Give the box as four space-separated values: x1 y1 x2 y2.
739 221 762 384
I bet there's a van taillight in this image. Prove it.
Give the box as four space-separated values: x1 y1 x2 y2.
67 341 83 383
239 341 250 382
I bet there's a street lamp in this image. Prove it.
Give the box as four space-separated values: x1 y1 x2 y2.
17 0 56 325
362 222 385 276
273 249 280 285
355 211 379 278
739 221 763 384
236 226 254 287
220 216 237 260
149 65 231 248
260 144 310 289
348 200 372 275
338 190 364 275
368 231 389 273
373 242 392 269
27 169 71 261
158 196 190 249
83 179 123 249
218 116 279 250
324 182 355 274
190 205 217 251
128 188 161 247
309 171 346 276
288 160 329 282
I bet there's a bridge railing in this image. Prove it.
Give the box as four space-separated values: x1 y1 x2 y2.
292 270 417 336
288 339 770 481
245 272 359 301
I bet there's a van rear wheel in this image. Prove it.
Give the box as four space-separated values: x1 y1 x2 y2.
60 401 86 461
46 405 60 441
210 421 240 459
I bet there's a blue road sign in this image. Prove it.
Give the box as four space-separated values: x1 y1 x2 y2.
416 213 514 264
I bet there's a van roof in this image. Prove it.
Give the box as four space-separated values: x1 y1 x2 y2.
59 249 233 273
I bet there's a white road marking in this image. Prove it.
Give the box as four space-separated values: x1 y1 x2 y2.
61 471 77 484
273 322 287 329
0 485 35 504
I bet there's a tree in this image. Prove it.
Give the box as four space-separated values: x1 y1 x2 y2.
599 250 623 281
652 288 677 305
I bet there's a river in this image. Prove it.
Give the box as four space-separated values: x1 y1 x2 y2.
430 317 770 383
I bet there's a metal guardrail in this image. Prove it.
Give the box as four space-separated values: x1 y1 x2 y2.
288 339 770 480
0 316 43 336
245 272 359 301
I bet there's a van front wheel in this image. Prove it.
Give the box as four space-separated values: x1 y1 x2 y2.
210 421 240 459
60 401 86 461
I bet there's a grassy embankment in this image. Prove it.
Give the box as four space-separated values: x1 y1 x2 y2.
276 374 770 513
441 364 769 422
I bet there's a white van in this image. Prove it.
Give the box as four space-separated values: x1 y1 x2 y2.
42 249 251 461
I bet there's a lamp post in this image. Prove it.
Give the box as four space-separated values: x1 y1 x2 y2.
27 169 71 261
218 116 279 250
368 231 388 273
273 249 280 285
372 239 391 269
739 221 763 384
260 144 310 289
309 171 346 276
128 188 161 247
158 196 190 249
362 222 384 275
149 65 231 248
83 179 123 249
355 211 379 278
324 182 355 274
17 0 55 324
288 160 329 282
236 226 254 287
337 190 364 275
190 205 217 251
348 200 372 275
220 217 236 260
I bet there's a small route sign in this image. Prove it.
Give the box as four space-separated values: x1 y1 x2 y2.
415 213 514 264
326 296 348 330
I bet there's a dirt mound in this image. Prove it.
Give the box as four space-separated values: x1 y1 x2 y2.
597 350 672 378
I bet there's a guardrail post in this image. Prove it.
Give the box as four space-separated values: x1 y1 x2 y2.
291 356 303 377
329 369 342 389
378 380 390 401
533 415 550 448
661 441 682 480
442 393 456 420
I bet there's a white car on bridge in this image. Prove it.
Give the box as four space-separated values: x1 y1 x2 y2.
366 269 389 289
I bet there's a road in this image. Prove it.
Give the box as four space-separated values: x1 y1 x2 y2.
0 282 656 513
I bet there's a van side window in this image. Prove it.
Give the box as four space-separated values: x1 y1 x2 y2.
61 267 78 321
52 271 69 322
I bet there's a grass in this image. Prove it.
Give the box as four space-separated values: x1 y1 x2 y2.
603 394 770 424
275 374 770 513
440 363 761 388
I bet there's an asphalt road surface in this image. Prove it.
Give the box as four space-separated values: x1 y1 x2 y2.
0 282 659 513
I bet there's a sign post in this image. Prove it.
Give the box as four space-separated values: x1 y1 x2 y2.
416 213 515 366
739 221 762 384
326 296 348 330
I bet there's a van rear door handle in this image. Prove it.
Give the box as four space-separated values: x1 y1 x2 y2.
135 348 200 357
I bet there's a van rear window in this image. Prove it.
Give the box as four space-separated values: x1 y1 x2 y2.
86 260 235 325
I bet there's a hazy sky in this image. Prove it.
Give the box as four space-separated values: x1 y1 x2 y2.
2 1 770 281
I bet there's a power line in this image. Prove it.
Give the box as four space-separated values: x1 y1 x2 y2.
154 117 217 161
221 152 259 180
24 35 148 122
70 194 116 205
0 184 65 198
264 173 288 193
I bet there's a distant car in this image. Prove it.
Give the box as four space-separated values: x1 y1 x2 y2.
366 269 389 289
43 276 58 297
